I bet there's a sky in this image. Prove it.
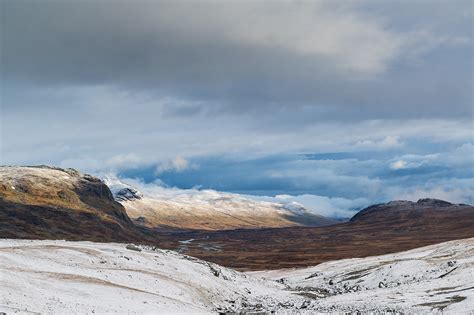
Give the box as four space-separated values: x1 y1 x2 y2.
1 0 473 217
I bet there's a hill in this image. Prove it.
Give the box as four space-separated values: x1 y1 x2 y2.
0 166 148 242
350 198 470 223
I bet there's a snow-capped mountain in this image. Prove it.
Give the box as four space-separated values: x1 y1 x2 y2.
104 177 337 230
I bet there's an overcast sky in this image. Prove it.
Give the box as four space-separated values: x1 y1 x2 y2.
1 0 473 216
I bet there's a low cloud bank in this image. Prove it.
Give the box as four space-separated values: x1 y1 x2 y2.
105 174 473 221
248 194 371 219
106 175 371 219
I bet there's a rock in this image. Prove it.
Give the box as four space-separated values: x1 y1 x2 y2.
114 187 144 202
305 272 321 280
126 244 142 252
416 198 453 207
300 300 311 309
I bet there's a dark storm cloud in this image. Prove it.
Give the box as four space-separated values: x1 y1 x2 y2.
1 0 472 120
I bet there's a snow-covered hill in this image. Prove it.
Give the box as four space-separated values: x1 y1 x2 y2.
104 177 336 230
253 237 474 313
1 238 473 313
0 239 303 314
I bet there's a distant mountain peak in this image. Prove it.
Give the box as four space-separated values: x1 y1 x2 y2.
114 187 144 202
350 198 469 223
102 177 144 202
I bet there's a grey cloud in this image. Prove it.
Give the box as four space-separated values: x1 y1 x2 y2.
1 0 472 120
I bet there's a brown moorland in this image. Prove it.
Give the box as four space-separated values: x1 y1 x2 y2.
155 199 474 270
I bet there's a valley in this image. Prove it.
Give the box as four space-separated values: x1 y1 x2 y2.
1 166 473 272
156 200 474 270
1 165 473 313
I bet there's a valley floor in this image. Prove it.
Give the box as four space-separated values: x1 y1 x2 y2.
0 238 473 314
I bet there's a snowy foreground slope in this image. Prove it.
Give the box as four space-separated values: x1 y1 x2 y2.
1 238 473 314
0 239 302 314
253 238 474 313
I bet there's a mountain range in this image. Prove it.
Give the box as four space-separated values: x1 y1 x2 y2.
105 176 337 230
1 165 473 271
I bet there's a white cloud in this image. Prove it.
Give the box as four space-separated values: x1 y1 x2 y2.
354 135 403 150
388 143 473 172
105 153 143 170
218 2 405 76
390 160 408 170
250 193 371 219
401 29 471 63
387 154 437 170
447 143 474 166
155 156 198 174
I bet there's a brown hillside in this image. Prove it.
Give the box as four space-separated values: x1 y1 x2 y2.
0 166 149 242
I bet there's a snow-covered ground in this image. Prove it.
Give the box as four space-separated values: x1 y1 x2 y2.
1 238 473 314
0 239 303 314
253 237 474 313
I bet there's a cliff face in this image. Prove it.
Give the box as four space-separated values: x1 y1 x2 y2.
0 166 146 242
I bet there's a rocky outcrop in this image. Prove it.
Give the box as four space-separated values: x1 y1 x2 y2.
114 187 143 202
